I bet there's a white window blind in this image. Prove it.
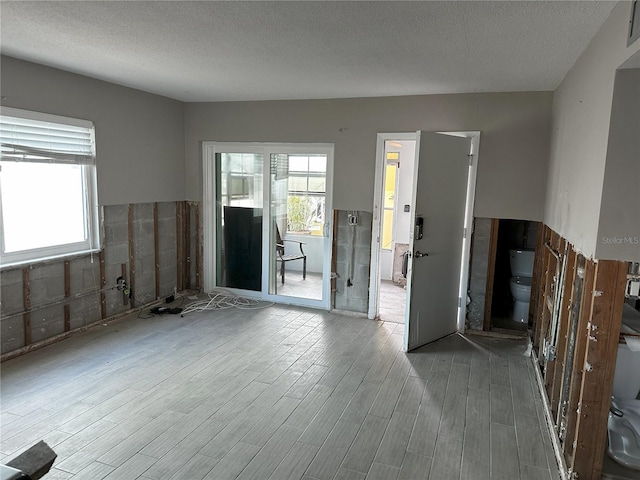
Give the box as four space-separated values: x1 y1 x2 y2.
0 107 99 267
0 107 95 164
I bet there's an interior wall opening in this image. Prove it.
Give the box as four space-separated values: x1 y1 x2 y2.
377 140 416 323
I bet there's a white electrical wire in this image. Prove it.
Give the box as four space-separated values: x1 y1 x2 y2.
181 288 274 316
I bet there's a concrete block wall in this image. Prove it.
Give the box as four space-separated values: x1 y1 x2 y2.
0 201 187 357
132 203 156 306
188 202 200 290
1 268 25 353
468 217 492 330
334 210 372 313
103 204 130 318
158 202 178 296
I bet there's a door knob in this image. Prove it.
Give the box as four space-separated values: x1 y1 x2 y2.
414 251 429 258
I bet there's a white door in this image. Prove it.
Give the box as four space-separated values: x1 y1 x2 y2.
405 132 471 350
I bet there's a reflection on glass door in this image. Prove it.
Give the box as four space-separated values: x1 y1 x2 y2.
270 153 327 300
215 153 264 291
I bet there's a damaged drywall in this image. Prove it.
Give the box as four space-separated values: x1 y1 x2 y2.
0 201 196 358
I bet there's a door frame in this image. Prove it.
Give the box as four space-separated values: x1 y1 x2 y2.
367 131 480 335
202 141 335 310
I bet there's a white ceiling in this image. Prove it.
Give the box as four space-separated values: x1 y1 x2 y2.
0 1 616 102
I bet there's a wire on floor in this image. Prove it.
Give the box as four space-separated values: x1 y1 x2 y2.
181 289 274 316
136 293 185 319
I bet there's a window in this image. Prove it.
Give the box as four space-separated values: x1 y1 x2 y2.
285 155 326 235
0 107 99 267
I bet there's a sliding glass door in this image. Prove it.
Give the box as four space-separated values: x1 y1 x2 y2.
203 143 333 309
215 152 264 291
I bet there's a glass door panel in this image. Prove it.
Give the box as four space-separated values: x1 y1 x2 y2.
269 153 327 301
215 152 264 291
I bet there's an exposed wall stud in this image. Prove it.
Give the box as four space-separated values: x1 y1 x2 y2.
22 268 31 346
195 203 201 291
128 204 135 304
534 226 553 349
544 237 567 397
121 263 128 306
64 260 71 332
64 260 71 298
570 260 628 480
64 305 71 332
563 258 596 460
99 250 107 318
549 248 577 419
154 202 160 299
176 201 184 292
529 223 544 327
185 202 192 290
483 218 499 331
557 254 586 439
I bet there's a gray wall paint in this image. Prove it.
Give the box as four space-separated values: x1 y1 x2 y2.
544 2 640 259
185 92 552 220
0 56 185 205
596 68 640 261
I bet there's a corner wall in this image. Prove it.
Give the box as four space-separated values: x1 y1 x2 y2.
0 56 186 205
544 1 640 259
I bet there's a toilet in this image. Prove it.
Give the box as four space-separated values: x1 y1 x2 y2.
509 249 535 323
608 304 640 471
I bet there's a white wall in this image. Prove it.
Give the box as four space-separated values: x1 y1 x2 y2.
0 56 185 205
544 2 640 259
596 67 640 261
185 92 552 221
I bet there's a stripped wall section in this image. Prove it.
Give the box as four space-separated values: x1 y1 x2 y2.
334 210 372 313
0 201 200 359
531 224 630 480
467 217 492 330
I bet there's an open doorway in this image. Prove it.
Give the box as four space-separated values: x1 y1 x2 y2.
369 131 480 351
377 140 416 323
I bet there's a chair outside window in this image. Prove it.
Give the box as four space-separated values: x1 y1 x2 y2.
275 225 306 284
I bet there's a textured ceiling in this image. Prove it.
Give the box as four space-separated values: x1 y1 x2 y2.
0 1 615 102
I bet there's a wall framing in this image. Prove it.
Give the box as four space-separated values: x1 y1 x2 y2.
531 225 630 480
1 201 202 360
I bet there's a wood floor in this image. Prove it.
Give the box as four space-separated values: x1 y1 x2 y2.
0 303 560 480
